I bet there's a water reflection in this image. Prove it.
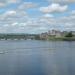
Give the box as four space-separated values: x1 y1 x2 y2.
0 40 75 75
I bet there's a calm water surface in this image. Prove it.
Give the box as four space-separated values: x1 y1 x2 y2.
0 40 75 75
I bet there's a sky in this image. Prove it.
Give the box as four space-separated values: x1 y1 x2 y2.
0 0 75 34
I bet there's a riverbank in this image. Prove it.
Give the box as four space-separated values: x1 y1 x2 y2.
0 37 75 41
48 37 75 41
0 33 75 41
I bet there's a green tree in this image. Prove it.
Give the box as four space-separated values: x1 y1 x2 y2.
65 31 73 37
34 35 40 40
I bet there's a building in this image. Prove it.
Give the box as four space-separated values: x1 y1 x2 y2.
48 30 62 37
40 32 48 40
40 30 63 39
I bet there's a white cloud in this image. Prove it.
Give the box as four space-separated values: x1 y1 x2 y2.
0 4 75 33
11 22 18 26
18 2 37 10
40 3 68 13
0 2 5 7
0 0 21 7
5 10 16 15
7 0 21 3
39 13 75 30
0 10 28 22
0 14 75 33
0 0 6 7
47 0 75 3
43 14 54 18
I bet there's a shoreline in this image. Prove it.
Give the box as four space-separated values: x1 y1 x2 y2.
0 38 75 41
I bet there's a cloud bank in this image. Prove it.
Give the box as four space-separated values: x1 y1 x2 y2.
0 0 75 33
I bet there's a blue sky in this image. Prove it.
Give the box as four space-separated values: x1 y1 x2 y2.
0 0 75 34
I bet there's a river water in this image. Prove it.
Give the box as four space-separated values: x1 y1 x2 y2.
0 40 75 75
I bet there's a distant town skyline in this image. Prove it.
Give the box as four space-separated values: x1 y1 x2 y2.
0 0 75 34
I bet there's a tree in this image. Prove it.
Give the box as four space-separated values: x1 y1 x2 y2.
65 31 73 37
34 35 40 40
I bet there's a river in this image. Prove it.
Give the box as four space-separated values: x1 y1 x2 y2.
0 40 75 75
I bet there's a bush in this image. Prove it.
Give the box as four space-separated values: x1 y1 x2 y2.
65 32 73 37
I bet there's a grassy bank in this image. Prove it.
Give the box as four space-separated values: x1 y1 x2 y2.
48 37 75 41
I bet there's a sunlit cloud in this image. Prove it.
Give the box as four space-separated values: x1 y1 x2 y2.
40 3 68 13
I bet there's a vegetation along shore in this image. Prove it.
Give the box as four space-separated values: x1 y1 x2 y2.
0 30 75 41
